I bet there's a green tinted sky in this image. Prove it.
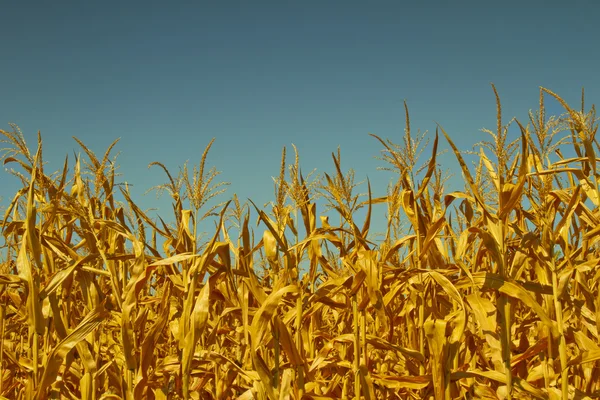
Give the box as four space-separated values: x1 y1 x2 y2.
1 1 598 230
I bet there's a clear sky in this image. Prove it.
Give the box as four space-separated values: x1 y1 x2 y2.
1 1 599 233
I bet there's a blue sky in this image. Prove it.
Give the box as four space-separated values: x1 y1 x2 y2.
1 1 599 235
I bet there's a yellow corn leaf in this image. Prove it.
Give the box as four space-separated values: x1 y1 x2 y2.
250 285 298 400
278 368 293 400
274 317 302 366
237 388 257 400
121 238 148 371
39 253 95 299
455 229 471 262
480 147 500 192
36 304 108 398
554 185 581 246
484 275 558 337
203 351 259 382
510 337 547 367
356 250 380 307
580 177 600 207
468 226 502 268
382 234 416 263
420 217 446 261
0 274 22 285
359 364 376 400
17 231 45 336
427 271 466 345
251 285 298 348
308 341 334 372
424 319 448 400
450 369 506 384
527 167 582 176
525 364 545 383
181 273 215 384
573 350 600 366
251 200 289 254
371 374 430 390
363 335 424 363
148 252 198 266
466 293 503 368
139 283 171 379
349 269 366 296
444 191 476 209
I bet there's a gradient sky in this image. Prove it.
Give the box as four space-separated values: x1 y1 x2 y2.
1 1 599 234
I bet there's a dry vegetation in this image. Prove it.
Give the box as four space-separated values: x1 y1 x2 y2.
1 86 600 399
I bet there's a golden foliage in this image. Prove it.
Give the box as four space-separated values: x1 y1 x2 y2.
1 86 600 400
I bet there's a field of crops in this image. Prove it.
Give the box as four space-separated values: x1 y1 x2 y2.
1 86 599 399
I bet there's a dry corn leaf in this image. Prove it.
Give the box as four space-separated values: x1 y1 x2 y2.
36 304 108 398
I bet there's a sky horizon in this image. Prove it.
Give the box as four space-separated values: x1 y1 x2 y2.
2 1 599 238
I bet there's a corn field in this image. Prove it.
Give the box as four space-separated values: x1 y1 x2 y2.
1 86 600 399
